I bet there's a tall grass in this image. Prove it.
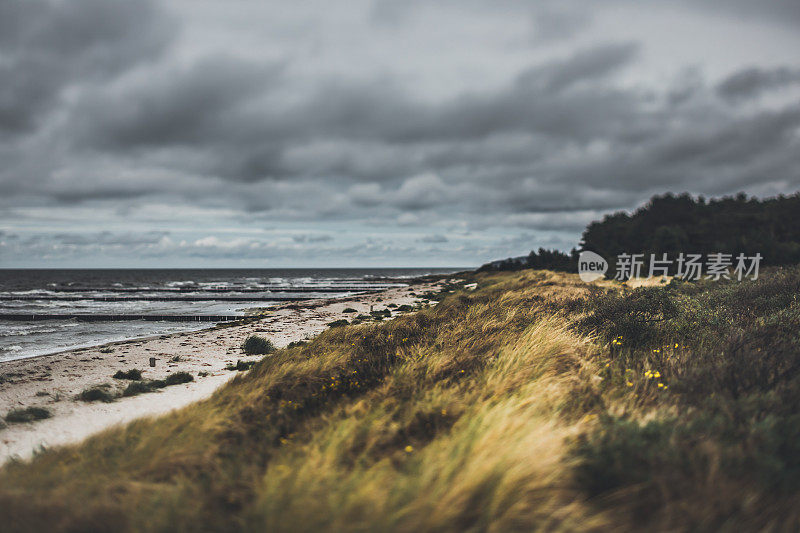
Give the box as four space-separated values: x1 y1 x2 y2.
571 266 800 530
2 268 799 531
0 270 609 531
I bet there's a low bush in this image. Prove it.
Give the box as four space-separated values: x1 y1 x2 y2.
164 372 194 385
113 369 142 380
77 386 116 403
327 319 349 328
122 381 156 397
287 340 307 349
5 406 52 424
241 335 276 355
226 360 257 371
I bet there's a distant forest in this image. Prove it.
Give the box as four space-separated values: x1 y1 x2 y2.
479 192 800 274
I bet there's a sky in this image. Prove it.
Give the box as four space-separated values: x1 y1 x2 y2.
1 0 799 268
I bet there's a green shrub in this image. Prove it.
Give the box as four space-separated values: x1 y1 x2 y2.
241 335 276 355
342 308 357 313
371 309 391 319
78 386 116 403
122 381 156 397
164 372 194 385
226 360 257 371
397 304 413 312
573 416 682 498
113 369 142 380
5 407 53 424
327 319 349 328
287 340 307 349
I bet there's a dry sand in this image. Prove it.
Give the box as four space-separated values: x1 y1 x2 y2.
0 281 442 463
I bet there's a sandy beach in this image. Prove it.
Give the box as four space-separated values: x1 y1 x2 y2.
0 280 441 463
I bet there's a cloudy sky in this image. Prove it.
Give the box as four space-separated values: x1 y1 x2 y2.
1 0 799 268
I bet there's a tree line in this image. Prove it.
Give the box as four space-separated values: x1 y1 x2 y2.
479 192 800 274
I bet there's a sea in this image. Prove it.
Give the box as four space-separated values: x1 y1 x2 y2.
0 268 459 362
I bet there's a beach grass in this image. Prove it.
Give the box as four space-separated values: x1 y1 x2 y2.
4 407 52 424
241 335 276 355
76 385 116 403
2 268 800 531
113 369 143 380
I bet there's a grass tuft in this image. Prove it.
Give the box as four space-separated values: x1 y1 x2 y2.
226 360 257 371
5 407 52 424
241 335 276 355
164 372 194 386
112 369 142 380
77 385 116 403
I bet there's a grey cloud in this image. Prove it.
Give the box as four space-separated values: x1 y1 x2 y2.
519 43 638 93
3 0 800 267
717 67 800 101
72 57 283 150
0 0 174 134
292 234 334 243
418 234 448 243
531 8 591 43
67 43 646 185
688 0 800 25
50 231 170 246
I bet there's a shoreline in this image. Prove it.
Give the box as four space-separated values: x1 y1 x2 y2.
0 280 442 463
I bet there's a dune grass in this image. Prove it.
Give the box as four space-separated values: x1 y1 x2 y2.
1 268 799 531
4 407 52 424
241 335 276 355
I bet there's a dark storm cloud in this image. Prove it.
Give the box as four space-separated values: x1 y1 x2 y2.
717 67 800 101
66 43 645 186
3 0 800 266
308 44 641 143
689 0 800 25
522 43 638 93
0 0 173 134
72 57 284 150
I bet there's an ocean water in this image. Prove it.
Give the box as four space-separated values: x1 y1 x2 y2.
0 268 458 362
